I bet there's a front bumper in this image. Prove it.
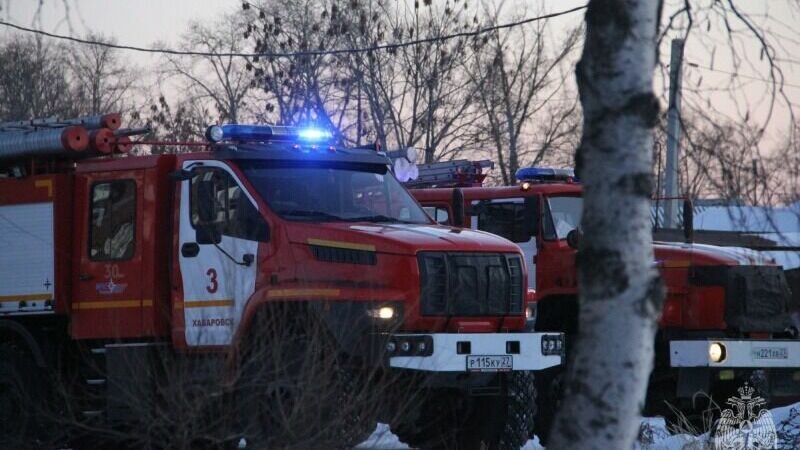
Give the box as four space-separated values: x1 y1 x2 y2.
388 332 563 372
670 339 800 368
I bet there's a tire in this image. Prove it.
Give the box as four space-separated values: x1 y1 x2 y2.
393 371 537 450
0 342 47 450
498 371 537 450
533 367 563 445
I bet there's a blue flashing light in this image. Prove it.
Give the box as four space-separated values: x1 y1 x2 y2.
297 127 333 141
516 167 576 182
205 124 335 144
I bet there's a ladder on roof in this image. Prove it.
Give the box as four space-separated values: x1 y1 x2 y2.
403 159 494 188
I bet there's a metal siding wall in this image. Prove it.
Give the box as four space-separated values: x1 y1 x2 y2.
0 202 55 313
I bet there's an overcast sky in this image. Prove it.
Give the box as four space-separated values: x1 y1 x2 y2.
2 0 798 148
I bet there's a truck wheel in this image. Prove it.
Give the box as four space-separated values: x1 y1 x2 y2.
0 343 44 450
533 367 564 444
393 372 537 450
497 371 537 449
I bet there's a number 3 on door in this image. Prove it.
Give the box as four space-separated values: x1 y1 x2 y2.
206 268 218 293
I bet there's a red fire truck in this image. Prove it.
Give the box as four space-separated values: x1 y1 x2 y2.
0 118 563 450
410 163 800 437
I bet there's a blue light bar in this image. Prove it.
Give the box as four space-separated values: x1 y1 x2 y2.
516 167 576 182
205 124 335 143
297 128 333 141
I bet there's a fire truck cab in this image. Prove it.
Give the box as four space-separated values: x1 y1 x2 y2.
0 120 562 449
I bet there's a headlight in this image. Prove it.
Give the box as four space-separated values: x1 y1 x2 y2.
709 342 727 363
368 305 395 320
205 125 224 142
524 303 537 331
526 304 537 321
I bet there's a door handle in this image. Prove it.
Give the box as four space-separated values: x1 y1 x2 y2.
181 242 200 258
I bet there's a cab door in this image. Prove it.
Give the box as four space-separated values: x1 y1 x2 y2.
176 160 268 347
72 172 144 338
470 197 539 288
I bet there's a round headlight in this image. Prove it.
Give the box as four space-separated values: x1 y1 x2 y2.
206 125 224 142
709 342 727 363
386 341 397 353
406 147 418 162
400 340 411 353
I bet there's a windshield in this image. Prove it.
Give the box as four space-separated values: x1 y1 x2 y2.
240 161 431 224
544 196 582 239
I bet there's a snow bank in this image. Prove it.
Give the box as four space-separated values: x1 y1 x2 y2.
356 423 410 450
355 401 800 449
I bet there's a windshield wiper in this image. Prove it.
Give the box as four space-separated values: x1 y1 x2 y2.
343 214 413 224
281 210 345 221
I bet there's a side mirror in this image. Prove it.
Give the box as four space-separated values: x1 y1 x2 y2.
683 199 694 243
523 197 539 238
196 180 216 224
566 228 582 250
451 188 465 227
196 226 222 245
169 169 193 181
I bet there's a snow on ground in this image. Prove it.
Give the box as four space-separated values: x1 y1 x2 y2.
356 423 410 450
357 401 800 449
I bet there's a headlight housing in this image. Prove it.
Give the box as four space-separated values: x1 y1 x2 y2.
709 342 727 363
365 303 404 331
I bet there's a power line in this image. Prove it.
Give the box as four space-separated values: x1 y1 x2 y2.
0 5 586 59
687 62 800 90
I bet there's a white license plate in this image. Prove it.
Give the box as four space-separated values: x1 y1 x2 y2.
466 355 513 372
752 347 789 360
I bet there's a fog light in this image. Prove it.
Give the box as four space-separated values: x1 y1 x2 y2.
386 341 396 353
400 341 411 353
709 342 727 363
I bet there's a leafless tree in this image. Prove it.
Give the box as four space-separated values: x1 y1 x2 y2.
66 33 136 117
465 4 581 185
242 0 354 131
0 36 77 121
162 14 256 124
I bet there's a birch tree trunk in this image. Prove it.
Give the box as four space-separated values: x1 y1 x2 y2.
547 1 665 449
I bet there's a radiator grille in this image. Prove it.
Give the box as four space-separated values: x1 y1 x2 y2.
418 252 524 316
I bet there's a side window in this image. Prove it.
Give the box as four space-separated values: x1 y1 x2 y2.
423 206 450 225
477 202 529 243
90 180 136 261
190 168 268 242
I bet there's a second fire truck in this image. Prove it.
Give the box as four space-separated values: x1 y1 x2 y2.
410 162 800 439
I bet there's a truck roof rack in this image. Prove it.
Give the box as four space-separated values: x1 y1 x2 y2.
404 159 494 188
